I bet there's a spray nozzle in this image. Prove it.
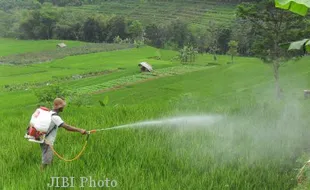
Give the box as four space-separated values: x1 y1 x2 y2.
88 130 97 134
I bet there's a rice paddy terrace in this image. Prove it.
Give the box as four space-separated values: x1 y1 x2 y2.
69 0 237 26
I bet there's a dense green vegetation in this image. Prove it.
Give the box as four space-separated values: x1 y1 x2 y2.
1 0 308 59
2 0 310 189
1 39 310 189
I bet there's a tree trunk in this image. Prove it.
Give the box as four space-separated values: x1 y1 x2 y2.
47 28 50 40
272 31 281 99
273 61 281 99
231 55 234 63
73 32 79 40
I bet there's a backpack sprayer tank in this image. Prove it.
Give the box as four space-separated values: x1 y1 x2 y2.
24 107 53 143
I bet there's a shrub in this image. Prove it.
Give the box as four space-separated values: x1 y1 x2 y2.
34 84 71 107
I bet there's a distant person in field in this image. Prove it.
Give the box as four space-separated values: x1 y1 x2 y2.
41 98 87 170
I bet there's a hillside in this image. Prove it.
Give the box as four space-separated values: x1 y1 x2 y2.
0 38 87 56
0 0 237 42
1 38 310 189
69 1 237 26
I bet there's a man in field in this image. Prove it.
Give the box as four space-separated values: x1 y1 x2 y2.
40 98 87 170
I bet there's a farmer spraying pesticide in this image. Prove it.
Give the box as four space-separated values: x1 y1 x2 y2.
23 98 223 171
25 98 87 170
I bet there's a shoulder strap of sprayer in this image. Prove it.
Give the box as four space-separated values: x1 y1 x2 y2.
45 113 58 137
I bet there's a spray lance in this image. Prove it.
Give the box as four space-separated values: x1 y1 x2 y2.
49 125 127 162
50 115 223 162
87 126 126 134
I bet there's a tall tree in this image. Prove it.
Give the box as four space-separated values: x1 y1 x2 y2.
19 5 59 39
144 23 169 48
55 11 87 40
217 27 232 54
128 20 143 40
166 19 191 48
144 23 162 48
82 16 106 42
39 8 59 39
237 0 307 98
206 21 220 61
105 16 129 43
191 26 209 54
231 19 254 56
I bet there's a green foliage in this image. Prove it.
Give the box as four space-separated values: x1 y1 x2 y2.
275 0 310 185
113 36 122 44
69 93 91 107
236 0 308 62
0 1 238 57
167 19 193 49
19 7 59 39
54 10 88 40
106 16 130 43
155 50 161 60
71 65 209 94
145 19 194 50
0 0 41 11
34 84 70 106
206 21 220 59
0 10 23 38
77 0 236 26
128 20 143 40
15 8 135 43
144 23 164 48
230 19 254 56
227 40 238 63
2 39 310 189
134 39 144 48
237 0 309 98
38 0 83 6
275 0 310 16
178 46 198 64
82 15 107 42
279 38 309 56
191 26 209 53
99 96 109 107
274 0 310 62
2 43 310 189
0 0 240 54
0 46 166 89
190 22 231 55
217 27 232 54
288 39 309 51
113 36 130 44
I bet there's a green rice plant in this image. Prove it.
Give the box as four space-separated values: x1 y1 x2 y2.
1 39 310 189
0 38 87 56
73 65 213 94
0 43 134 64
